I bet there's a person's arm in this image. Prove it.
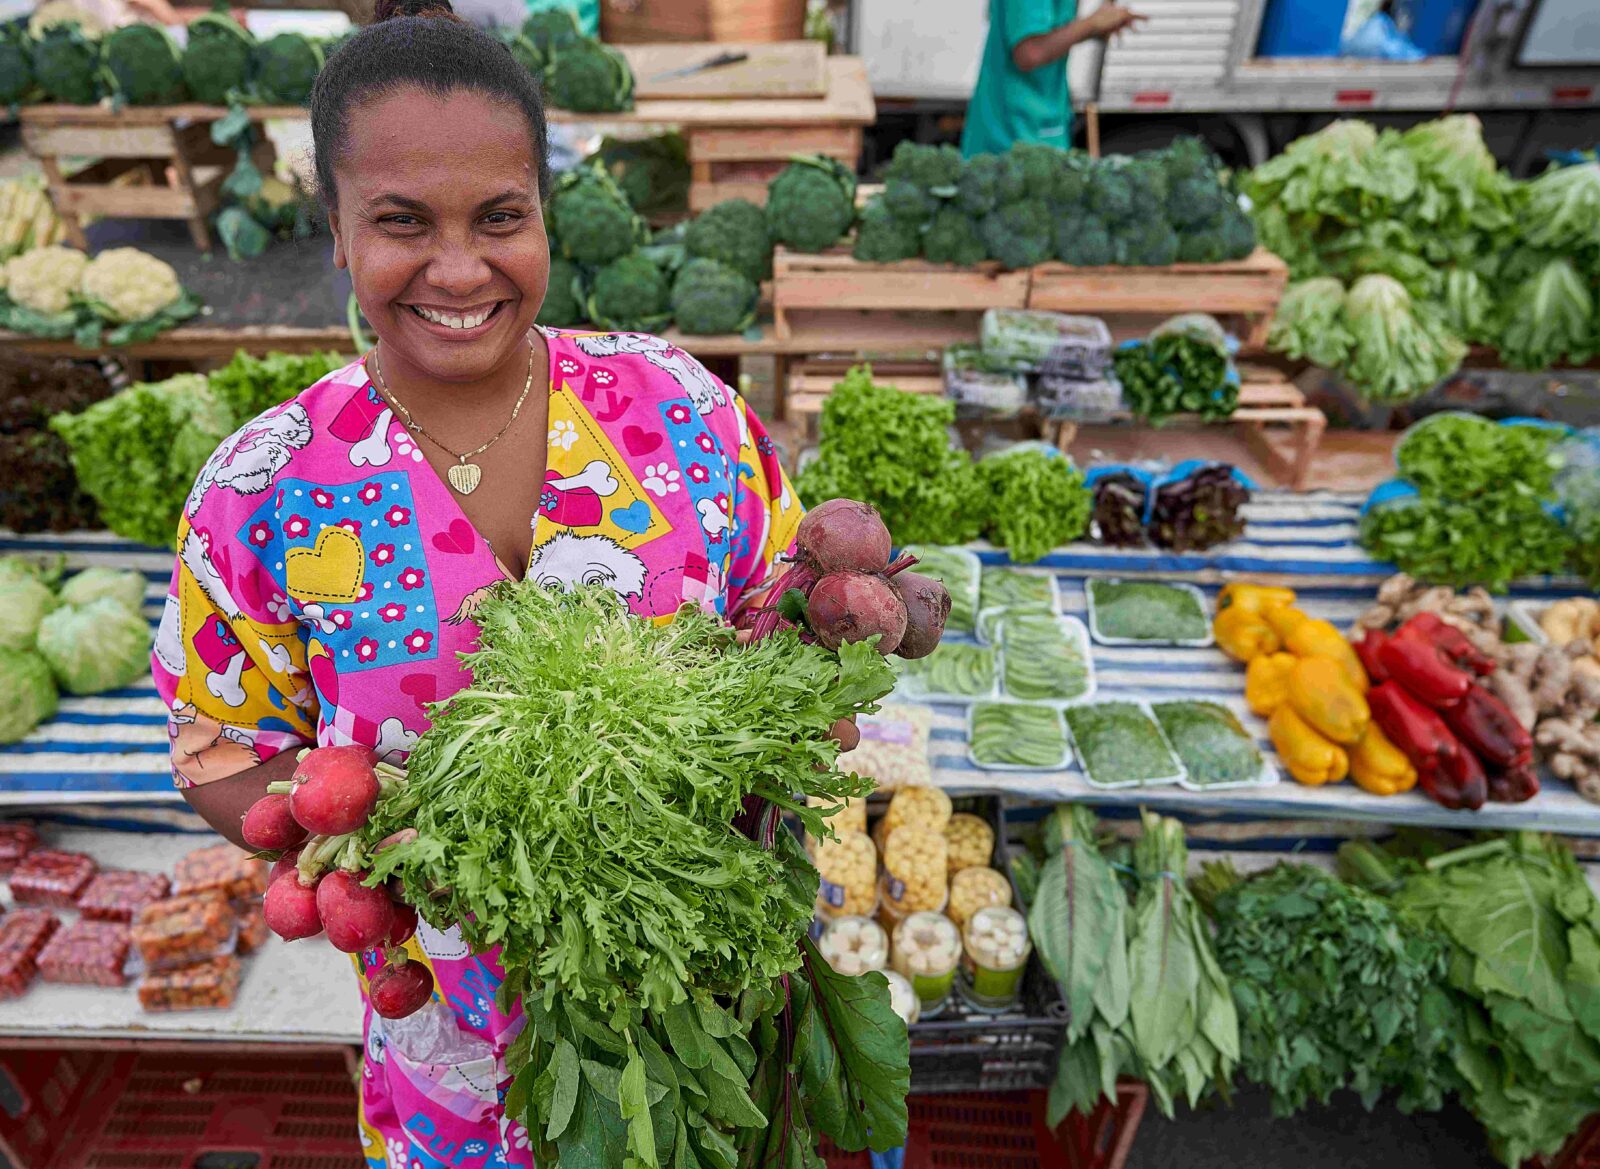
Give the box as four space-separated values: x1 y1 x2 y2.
1012 4 1147 72
182 752 299 849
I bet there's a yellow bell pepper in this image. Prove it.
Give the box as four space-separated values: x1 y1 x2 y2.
1286 655 1371 745
1269 704 1349 786
1217 583 1297 615
1349 722 1417 797
1213 606 1282 663
1264 606 1369 693
1245 652 1297 717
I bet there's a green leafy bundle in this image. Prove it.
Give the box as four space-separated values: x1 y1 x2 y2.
206 349 344 429
1339 833 1600 1165
1196 862 1455 1117
1359 491 1572 593
795 365 985 546
363 583 908 1168
1394 413 1563 501
1112 313 1237 424
974 445 1089 563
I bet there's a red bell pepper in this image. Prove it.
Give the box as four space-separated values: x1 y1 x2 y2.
1378 633 1473 709
1486 762 1540 804
1395 612 1496 676
1353 628 1390 684
1368 681 1488 811
1441 685 1533 771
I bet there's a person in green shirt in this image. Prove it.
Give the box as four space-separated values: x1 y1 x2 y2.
961 1 1146 157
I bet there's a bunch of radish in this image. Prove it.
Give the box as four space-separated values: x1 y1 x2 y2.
744 498 951 659
245 745 434 1020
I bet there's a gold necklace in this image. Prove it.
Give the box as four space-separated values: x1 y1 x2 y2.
366 342 535 496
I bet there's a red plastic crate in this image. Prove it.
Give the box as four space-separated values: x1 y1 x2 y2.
818 1084 1147 1169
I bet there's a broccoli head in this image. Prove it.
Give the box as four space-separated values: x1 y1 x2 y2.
1166 175 1233 229
592 133 689 219
1218 205 1256 259
1175 223 1227 264
181 13 254 105
252 33 322 105
1086 165 1135 222
671 258 758 335
549 168 647 267
766 155 857 253
1121 157 1171 218
1113 219 1179 266
683 198 772 284
1054 212 1114 267
537 256 586 327
979 198 1052 270
547 37 633 113
1051 152 1093 207
922 204 987 266
522 7 581 57
882 178 937 225
956 153 1022 217
1006 141 1062 201
0 27 33 106
31 23 100 104
491 26 542 76
586 251 671 333
852 197 921 264
881 140 963 194
1159 135 1220 181
104 24 186 104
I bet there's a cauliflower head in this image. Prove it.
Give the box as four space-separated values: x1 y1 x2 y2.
79 248 182 322
5 246 88 315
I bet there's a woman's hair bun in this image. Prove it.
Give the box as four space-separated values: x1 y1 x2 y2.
372 0 459 23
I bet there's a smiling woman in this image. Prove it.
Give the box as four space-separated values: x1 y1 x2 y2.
149 1 804 1163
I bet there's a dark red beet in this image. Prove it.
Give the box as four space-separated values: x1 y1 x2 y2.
386 903 419 947
263 872 323 940
269 847 302 886
370 958 435 1019
891 571 952 660
242 793 309 851
289 745 381 835
316 870 396 953
796 499 893 575
807 571 908 654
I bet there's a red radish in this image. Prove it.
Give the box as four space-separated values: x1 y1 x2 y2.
264 873 323 940
316 870 396 953
269 847 302 886
807 571 908 654
242 793 309 851
370 958 434 1019
289 745 381 835
796 500 892 575
386 903 419 947
890 571 952 660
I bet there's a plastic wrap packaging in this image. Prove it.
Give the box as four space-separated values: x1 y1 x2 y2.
139 955 243 1012
1147 462 1252 551
0 909 59 999
1087 468 1152 547
980 309 1112 378
807 793 867 838
0 822 40 874
959 906 1031 1012
1033 373 1123 422
890 911 962 1015
131 892 236 971
76 870 173 923
9 849 97 907
38 919 130 987
235 906 268 956
882 970 921 1026
837 702 935 790
948 865 1011 928
873 784 953 850
879 826 948 917
817 915 889 977
943 814 994 874
173 844 268 900
893 642 997 704
813 831 878 920
942 343 1029 420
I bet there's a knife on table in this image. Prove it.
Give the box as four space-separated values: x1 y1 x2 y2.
647 50 751 83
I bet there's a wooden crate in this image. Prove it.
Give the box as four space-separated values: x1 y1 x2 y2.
786 357 945 444
689 124 862 210
1028 248 1289 349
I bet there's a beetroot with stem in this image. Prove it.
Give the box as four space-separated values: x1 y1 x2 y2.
796 499 893 575
370 957 434 1019
242 793 309 851
806 570 908 655
316 869 395 953
889 571 951 660
289 745 381 836
264 872 323 940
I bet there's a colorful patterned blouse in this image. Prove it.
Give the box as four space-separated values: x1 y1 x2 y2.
152 327 800 1169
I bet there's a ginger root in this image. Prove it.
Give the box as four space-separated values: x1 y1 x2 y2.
1540 598 1600 645
1535 717 1600 804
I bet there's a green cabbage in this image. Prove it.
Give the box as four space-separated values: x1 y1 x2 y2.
36 597 152 695
0 650 57 744
58 567 147 615
0 578 57 651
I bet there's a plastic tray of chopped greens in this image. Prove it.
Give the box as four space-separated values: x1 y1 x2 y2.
997 613 1095 705
903 544 982 636
1084 579 1212 647
976 567 1060 644
1033 373 1124 423
967 700 1073 773
1061 699 1186 790
943 344 1030 420
980 309 1112 378
894 640 999 705
1150 700 1277 792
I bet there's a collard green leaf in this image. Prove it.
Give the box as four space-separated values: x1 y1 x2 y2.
1433 858 1572 1021
1030 834 1123 1041
1128 873 1200 1070
548 1039 582 1141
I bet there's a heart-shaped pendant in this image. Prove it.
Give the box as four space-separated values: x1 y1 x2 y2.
447 461 482 495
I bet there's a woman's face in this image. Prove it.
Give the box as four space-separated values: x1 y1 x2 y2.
329 87 549 386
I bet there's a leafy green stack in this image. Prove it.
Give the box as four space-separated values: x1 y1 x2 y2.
361 583 909 1169
974 444 1090 563
1111 313 1238 424
1251 116 1600 400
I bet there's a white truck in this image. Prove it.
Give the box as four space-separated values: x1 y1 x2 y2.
851 0 1600 169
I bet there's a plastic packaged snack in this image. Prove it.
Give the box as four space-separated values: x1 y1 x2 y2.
880 826 948 916
1085 579 1211 645
10 849 97 907
882 970 921 1026
172 844 269 900
0 822 40 874
0 909 60 999
139 955 243 1012
1152 700 1272 790
38 919 130 987
998 614 1095 704
837 703 934 790
894 641 997 703
1064 700 1185 789
873 785 953 849
943 814 994 874
943 343 1029 420
813 832 878 920
948 866 1011 928
235 906 268 956
76 870 173 923
902 546 981 635
959 906 1031 1012
968 701 1071 771
131 892 236 971
980 309 1112 378
817 915 889 977
891 911 962 1015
